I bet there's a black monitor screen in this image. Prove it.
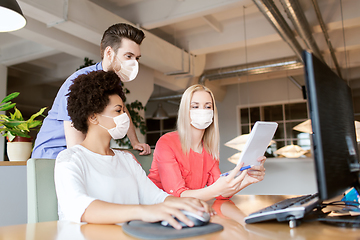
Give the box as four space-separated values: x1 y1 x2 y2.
303 50 360 201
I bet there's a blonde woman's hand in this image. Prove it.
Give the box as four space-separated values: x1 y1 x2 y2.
239 156 266 189
211 156 266 197
211 163 249 198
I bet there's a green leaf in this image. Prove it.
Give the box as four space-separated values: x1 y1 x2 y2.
3 121 24 128
0 102 16 111
16 123 30 132
12 107 23 120
1 92 19 104
7 132 15 142
8 129 30 138
0 92 46 139
28 107 47 122
28 120 42 128
0 114 10 121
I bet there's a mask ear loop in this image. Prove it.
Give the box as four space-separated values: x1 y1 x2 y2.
98 124 109 131
97 115 114 131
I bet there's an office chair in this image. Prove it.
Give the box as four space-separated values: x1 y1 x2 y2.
26 150 152 223
27 158 58 223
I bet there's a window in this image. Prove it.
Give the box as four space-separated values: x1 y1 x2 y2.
146 116 177 148
353 95 360 121
239 102 310 157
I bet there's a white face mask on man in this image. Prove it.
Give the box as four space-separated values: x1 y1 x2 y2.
98 113 130 139
190 109 214 130
117 59 139 82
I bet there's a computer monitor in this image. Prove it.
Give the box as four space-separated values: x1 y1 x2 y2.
303 50 360 201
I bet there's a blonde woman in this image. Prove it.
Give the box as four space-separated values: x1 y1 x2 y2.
148 84 266 201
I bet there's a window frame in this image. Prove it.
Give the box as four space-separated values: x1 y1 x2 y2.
238 100 310 157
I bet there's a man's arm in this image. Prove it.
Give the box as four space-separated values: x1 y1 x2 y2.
64 120 86 148
124 105 151 155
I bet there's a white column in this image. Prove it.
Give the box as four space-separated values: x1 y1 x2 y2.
124 64 155 144
0 65 8 161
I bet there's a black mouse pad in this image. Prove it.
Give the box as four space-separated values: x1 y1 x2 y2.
122 221 223 239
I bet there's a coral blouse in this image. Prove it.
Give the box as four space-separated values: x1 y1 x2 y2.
148 131 228 199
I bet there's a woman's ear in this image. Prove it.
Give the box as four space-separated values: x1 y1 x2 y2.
89 114 98 125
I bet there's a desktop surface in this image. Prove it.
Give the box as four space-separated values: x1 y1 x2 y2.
0 195 359 240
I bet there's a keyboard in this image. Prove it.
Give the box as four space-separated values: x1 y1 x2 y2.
245 193 320 227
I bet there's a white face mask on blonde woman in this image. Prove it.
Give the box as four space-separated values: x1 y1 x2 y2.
190 109 213 129
189 90 214 130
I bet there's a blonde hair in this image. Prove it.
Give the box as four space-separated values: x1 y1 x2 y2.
177 84 220 159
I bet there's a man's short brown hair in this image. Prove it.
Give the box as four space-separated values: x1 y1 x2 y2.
100 23 145 59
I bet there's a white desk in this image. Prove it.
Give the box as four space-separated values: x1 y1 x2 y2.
0 195 359 240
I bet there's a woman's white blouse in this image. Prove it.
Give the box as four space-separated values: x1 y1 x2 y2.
54 145 169 223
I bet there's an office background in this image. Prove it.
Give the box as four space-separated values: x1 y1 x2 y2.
0 0 359 227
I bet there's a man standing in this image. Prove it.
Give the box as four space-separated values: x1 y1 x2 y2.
32 23 151 159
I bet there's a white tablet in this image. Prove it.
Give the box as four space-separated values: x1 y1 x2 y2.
237 121 278 167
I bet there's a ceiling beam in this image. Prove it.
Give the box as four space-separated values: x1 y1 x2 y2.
7 57 85 87
0 40 59 66
215 68 304 86
112 0 250 30
10 16 100 61
18 0 206 75
183 12 283 55
311 0 360 33
205 40 296 70
202 15 223 33
154 70 191 92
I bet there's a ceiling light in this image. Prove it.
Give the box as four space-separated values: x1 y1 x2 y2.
227 152 242 165
152 103 169 120
0 0 26 32
225 134 275 151
294 119 360 142
293 119 312 134
274 144 307 158
224 134 249 151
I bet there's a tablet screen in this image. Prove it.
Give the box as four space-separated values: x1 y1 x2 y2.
237 121 278 166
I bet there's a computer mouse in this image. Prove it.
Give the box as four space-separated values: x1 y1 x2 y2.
161 210 210 228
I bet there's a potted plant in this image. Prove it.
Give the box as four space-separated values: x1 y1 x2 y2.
0 92 46 161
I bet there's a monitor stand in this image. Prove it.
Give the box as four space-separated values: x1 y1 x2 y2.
318 212 360 228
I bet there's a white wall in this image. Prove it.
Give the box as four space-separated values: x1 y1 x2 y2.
0 165 27 227
239 158 317 195
213 77 318 195
123 64 155 144
216 77 305 172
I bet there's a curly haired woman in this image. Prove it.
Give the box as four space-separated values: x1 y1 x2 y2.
54 71 211 229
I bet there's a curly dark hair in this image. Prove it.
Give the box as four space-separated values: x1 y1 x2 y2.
100 23 145 59
67 70 125 134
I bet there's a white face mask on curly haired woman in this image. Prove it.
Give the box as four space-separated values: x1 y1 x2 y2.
98 113 130 139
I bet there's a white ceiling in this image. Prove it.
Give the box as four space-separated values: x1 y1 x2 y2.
1 0 360 116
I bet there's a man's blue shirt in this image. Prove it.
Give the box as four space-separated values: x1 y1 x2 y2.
31 62 103 159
